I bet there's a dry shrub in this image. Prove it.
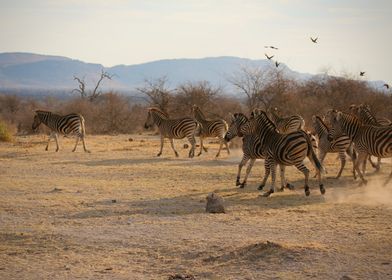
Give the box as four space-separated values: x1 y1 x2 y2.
0 120 13 142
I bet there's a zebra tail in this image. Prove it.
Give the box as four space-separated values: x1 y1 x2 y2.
79 114 86 136
304 132 325 174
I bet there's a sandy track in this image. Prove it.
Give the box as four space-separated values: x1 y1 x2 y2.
0 135 391 279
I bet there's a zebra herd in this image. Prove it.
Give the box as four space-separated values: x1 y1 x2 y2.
31 103 392 196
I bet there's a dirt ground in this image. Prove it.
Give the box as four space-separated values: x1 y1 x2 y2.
0 134 391 280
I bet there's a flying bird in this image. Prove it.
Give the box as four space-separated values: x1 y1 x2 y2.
265 54 274 60
310 37 318 43
360 71 365 76
275 61 280 68
384 83 390 89
264 46 278 50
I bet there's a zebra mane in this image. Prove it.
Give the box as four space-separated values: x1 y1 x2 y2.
192 105 207 119
313 115 329 135
358 104 378 124
253 110 277 131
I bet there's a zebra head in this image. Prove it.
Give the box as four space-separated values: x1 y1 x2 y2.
224 113 248 142
32 111 43 131
326 109 343 141
144 109 154 129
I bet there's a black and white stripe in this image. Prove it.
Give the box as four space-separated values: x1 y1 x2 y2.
312 115 356 179
267 107 305 134
238 110 325 197
144 107 199 158
224 113 294 191
327 110 392 185
32 110 89 152
191 105 230 157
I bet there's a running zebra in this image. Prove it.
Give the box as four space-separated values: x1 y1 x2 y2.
32 110 89 152
327 110 392 185
144 107 200 158
350 104 391 171
224 112 294 191
191 105 230 157
312 115 356 179
235 110 325 197
267 107 305 133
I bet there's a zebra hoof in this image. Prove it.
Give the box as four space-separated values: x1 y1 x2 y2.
305 186 310 196
359 180 368 186
257 184 265 190
277 187 284 192
157 153 162 157
261 190 274 197
286 183 295 190
320 184 325 195
239 183 246 189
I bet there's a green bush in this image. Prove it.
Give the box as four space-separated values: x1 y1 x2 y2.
0 120 12 142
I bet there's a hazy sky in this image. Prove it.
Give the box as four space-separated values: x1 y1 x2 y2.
1 0 391 82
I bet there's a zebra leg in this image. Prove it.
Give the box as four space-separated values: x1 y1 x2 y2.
224 140 230 155
81 136 90 153
278 165 285 191
347 148 357 180
241 158 255 188
376 157 381 172
236 155 249 187
258 159 270 191
45 132 55 151
72 136 80 152
262 158 275 197
336 150 346 179
354 152 368 186
198 137 203 156
384 164 392 186
188 135 196 158
215 137 224 158
295 162 310 196
157 135 164 157
169 138 179 157
54 133 60 152
314 151 326 178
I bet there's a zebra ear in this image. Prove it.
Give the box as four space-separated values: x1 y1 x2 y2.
336 111 342 121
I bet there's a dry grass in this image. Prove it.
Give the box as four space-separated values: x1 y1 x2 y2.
0 134 391 280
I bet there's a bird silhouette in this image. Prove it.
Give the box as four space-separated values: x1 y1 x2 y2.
264 46 278 50
310 37 318 43
384 83 390 89
265 54 274 60
275 61 280 68
360 71 365 76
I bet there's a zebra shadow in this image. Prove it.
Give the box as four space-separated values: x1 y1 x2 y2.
65 185 327 220
56 157 193 167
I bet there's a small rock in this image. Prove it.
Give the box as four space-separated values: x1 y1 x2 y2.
183 144 189 149
128 138 134 142
206 192 225 213
111 199 117 203
140 139 145 143
341 275 354 280
168 274 195 280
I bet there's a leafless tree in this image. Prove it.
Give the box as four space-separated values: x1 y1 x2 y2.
72 70 114 101
228 66 270 112
136 76 173 114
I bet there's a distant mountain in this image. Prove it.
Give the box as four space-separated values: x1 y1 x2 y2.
0 52 387 95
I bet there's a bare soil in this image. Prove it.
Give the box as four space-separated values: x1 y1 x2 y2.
0 134 391 280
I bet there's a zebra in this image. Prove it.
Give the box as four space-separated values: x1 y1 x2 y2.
266 107 305 134
144 107 200 158
234 110 325 197
32 110 89 152
311 115 356 179
327 110 392 185
350 104 391 171
224 112 294 191
191 105 230 157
